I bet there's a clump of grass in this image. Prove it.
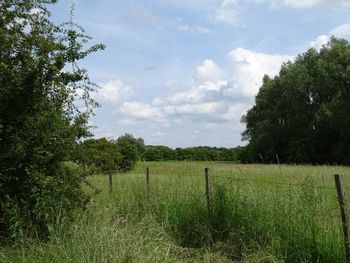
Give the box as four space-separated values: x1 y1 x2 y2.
206 178 345 262
158 195 211 248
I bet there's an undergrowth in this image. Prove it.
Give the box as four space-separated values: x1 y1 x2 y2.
1 162 349 262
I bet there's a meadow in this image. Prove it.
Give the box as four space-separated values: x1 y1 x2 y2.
2 161 350 263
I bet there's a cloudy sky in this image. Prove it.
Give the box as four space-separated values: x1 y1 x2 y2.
50 0 350 148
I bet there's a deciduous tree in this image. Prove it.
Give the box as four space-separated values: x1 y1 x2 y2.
242 38 350 164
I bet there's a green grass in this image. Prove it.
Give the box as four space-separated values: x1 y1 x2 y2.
2 161 350 262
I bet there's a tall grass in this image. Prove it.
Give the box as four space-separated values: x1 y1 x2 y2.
1 161 350 262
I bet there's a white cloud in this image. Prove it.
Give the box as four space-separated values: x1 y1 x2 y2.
117 49 292 127
330 23 350 38
220 103 250 121
174 17 212 34
120 101 165 120
196 26 212 34
309 23 350 50
164 101 224 115
119 47 292 129
283 0 350 9
309 35 330 50
156 80 227 106
194 59 224 83
226 48 294 97
97 79 135 105
284 0 326 8
215 0 239 26
98 45 298 146
252 0 350 9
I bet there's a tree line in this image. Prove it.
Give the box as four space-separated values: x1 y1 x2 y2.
74 139 242 170
143 145 242 162
241 38 350 165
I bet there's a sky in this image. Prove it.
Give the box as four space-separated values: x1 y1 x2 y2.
50 0 350 148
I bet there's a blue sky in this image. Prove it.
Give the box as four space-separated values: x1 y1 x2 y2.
50 0 350 148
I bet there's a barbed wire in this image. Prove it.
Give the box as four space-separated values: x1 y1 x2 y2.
211 174 337 190
103 170 347 224
109 170 340 191
149 187 204 197
146 189 341 220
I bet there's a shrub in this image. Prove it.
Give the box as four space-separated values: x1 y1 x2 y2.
0 0 104 240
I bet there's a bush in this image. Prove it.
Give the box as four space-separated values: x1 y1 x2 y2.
1 163 89 241
0 0 104 241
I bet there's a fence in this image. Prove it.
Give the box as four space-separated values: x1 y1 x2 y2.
104 167 350 262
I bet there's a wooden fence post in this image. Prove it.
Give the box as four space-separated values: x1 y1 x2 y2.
109 170 113 195
205 167 213 218
334 174 350 262
146 167 150 196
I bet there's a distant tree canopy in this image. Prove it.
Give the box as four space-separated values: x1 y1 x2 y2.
143 145 242 162
241 38 350 164
74 134 145 172
74 137 239 168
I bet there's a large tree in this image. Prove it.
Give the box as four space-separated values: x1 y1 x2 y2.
0 0 105 239
242 38 350 164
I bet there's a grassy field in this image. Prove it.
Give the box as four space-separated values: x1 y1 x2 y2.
2 161 350 262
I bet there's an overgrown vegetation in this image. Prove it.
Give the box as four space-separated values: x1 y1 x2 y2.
242 38 350 164
2 162 349 262
0 0 105 240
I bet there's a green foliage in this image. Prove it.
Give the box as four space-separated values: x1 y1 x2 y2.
143 145 242 162
143 145 174 161
2 162 87 240
162 197 211 248
0 0 105 240
74 138 122 172
242 38 350 164
116 134 144 171
73 134 144 172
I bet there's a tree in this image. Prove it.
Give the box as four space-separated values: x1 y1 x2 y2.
115 134 145 170
144 146 163 161
143 145 175 161
0 0 105 239
74 138 122 172
242 38 350 164
116 137 138 171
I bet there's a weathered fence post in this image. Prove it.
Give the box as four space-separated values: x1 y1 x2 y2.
334 174 350 262
109 170 113 194
205 167 213 218
146 167 150 197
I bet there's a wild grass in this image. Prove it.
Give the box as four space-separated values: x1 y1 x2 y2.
1 161 350 262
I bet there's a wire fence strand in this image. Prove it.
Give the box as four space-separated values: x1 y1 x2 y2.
107 168 347 227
